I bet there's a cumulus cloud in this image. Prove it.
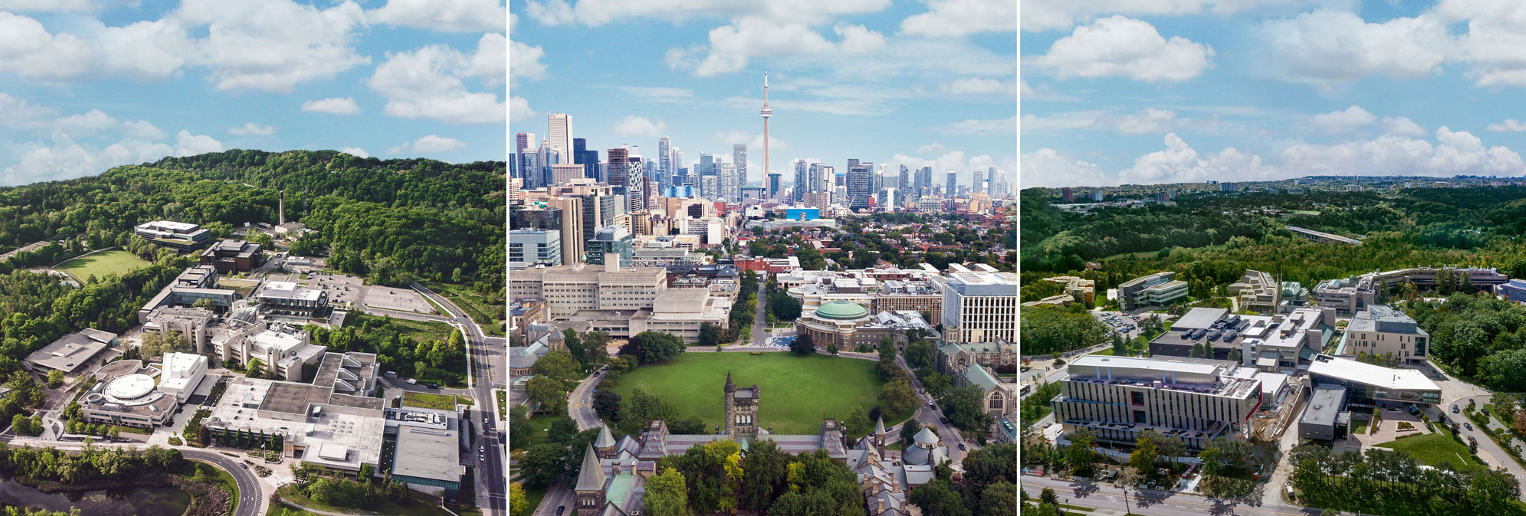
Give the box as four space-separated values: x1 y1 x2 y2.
54 109 118 134
387 135 467 154
468 33 507 86
1310 105 1377 133
1435 1 1526 87
918 142 947 154
1032 16 1214 83
524 0 576 25
177 0 370 92
1120 133 1277 184
369 0 506 32
0 0 92 11
368 41 505 124
302 97 361 115
1021 148 1110 188
509 39 547 85
935 115 1016 134
942 77 1017 95
615 116 668 138
3 128 221 185
0 12 94 79
900 0 1016 37
526 0 890 27
1022 0 1289 32
121 120 166 140
509 96 537 122
674 17 887 77
1114 108 1179 134
227 123 276 136
1258 10 1452 88
339 147 370 158
1383 116 1427 137
174 130 223 156
1489 119 1526 132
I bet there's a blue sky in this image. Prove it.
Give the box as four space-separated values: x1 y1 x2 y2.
510 0 1016 189
1022 0 1526 188
0 0 507 186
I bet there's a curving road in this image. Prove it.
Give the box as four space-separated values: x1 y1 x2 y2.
412 283 506 516
182 449 264 516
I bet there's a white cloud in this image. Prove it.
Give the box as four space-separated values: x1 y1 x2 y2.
1020 111 1102 133
1020 148 1110 188
1310 105 1377 133
174 130 223 156
94 18 196 81
1114 108 1179 134
509 96 537 122
369 0 506 32
227 123 276 136
302 97 361 115
616 116 668 138
0 0 92 11
1022 0 1293 32
1279 127 1525 177
339 147 370 158
54 109 118 134
121 120 166 140
1383 116 1427 137
684 17 887 76
177 0 370 92
1120 133 1277 184
1032 16 1213 83
537 0 890 27
0 93 52 127
368 42 505 124
918 142 947 154
509 39 547 84
468 33 507 86
1489 119 1526 132
900 0 1017 37
935 115 1016 134
715 130 786 151
388 135 466 154
943 77 1017 95
0 12 94 79
1258 10 1452 88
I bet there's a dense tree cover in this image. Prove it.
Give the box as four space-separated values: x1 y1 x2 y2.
940 385 996 441
291 461 412 511
643 467 689 516
656 439 744 514
508 405 532 450
790 332 816 355
1288 443 1520 516
904 338 935 369
305 316 465 386
878 378 918 420
1020 303 1109 356
0 264 182 380
529 349 580 385
741 440 791 513
524 376 566 414
592 389 622 423
617 387 705 436
770 449 865 516
0 443 183 485
1406 294 1526 389
767 289 802 321
509 482 528 516
620 331 686 364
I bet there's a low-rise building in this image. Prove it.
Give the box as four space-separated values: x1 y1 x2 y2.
23 328 116 373
1051 356 1262 450
1297 385 1349 441
80 360 177 428
138 266 238 323
142 306 215 354
159 352 208 403
1338 305 1430 364
135 220 211 249
795 304 939 350
255 281 330 316
1118 271 1188 311
1149 307 1333 370
1307 354 1441 407
200 239 264 273
1500 279 1526 303
213 323 326 381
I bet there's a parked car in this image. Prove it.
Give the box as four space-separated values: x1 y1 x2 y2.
406 378 417 385
1453 405 1460 413
1483 408 1492 417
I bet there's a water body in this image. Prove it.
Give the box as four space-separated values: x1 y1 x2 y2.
0 476 189 516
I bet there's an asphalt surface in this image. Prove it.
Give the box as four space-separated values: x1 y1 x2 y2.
183 449 265 516
412 282 506 516
1022 474 1320 516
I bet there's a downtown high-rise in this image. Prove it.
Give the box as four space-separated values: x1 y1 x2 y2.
548 113 571 161
847 160 872 210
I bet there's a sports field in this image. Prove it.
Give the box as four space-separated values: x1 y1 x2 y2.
57 250 150 282
604 352 900 435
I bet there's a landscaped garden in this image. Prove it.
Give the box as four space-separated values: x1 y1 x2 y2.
602 352 895 434
1374 429 1486 471
402 391 470 410
56 249 150 282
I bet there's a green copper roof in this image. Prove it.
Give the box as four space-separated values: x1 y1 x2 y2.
815 301 869 320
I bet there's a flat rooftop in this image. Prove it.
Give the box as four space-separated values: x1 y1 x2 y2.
1173 308 1230 330
1308 356 1441 393
1302 385 1347 427
26 328 115 372
392 426 461 483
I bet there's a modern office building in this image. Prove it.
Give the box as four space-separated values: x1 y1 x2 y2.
135 220 211 249
1297 385 1349 441
138 266 237 322
1149 307 1333 369
255 281 330 316
847 162 872 210
585 226 633 266
548 113 571 160
1051 355 1263 450
550 164 583 185
200 239 264 273
607 148 630 195
509 230 562 270
213 323 327 382
23 328 117 373
143 306 215 353
733 144 747 195
1339 305 1429 364
1118 271 1189 311
1307 354 1441 407
933 264 1018 344
1313 276 1378 315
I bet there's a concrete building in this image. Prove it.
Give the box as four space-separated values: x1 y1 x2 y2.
391 420 464 498
1500 279 1526 303
138 266 237 322
1021 276 1095 307
142 306 215 353
135 220 211 249
1307 354 1441 407
795 305 939 351
1313 276 1378 315
81 360 178 428
200 239 264 273
511 258 668 319
1228 270 1282 313
159 352 208 403
213 323 326 382
1051 356 1263 450
1118 271 1189 311
1149 307 1333 369
509 229 562 269
1297 385 1349 441
585 226 633 266
1339 305 1430 364
255 281 329 316
23 328 116 373
933 264 1018 344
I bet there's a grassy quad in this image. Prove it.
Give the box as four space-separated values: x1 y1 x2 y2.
603 352 898 435
56 250 150 282
1374 427 1487 472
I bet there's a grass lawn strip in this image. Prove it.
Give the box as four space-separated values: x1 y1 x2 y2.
56 249 150 282
1374 429 1486 472
276 484 453 516
522 484 546 516
603 352 896 435
403 391 461 411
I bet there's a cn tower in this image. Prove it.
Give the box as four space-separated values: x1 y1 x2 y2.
761 69 772 196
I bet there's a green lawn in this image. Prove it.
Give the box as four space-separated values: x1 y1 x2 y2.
497 390 507 419
604 352 895 435
1351 419 1370 435
403 391 463 410
57 250 150 282
267 501 324 516
423 281 506 337
520 483 546 516
1375 429 1486 471
522 415 559 449
276 484 453 516
349 313 458 344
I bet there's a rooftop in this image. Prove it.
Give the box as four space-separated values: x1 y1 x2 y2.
391 426 461 483
1307 355 1441 392
25 328 115 373
1302 385 1347 427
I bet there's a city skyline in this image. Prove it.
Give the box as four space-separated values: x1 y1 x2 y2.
0 0 508 186
509 0 1016 189
1023 1 1526 189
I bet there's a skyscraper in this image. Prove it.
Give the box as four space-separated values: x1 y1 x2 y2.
673 148 684 186
627 153 646 213
720 162 737 203
548 113 571 160
516 133 535 181
818 165 834 195
659 136 671 188
899 165 911 198
847 160 872 210
946 171 957 199
793 160 808 203
768 172 782 199
971 169 983 195
733 144 747 192
917 166 932 197
607 147 629 196
574 138 599 180
760 69 772 198
807 162 822 195
698 153 714 198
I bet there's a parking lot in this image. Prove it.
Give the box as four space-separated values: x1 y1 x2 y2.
307 272 364 308
364 285 437 314
1094 311 1141 339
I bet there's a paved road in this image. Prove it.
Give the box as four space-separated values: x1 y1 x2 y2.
532 479 573 516
1023 474 1323 516
751 277 768 346
182 449 265 516
412 282 505 516
568 368 603 430
894 354 972 464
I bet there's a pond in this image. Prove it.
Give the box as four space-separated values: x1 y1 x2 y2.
0 476 189 516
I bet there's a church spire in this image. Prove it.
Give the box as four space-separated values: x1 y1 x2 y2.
725 371 736 392
574 444 606 492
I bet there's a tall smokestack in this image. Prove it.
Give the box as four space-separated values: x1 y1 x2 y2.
279 190 285 226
